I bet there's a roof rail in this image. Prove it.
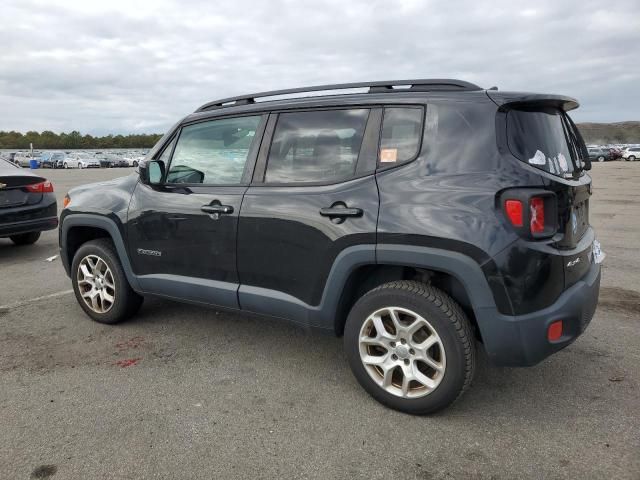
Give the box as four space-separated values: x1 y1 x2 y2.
195 78 483 112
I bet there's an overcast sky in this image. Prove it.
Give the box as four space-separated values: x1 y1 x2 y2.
1 0 638 135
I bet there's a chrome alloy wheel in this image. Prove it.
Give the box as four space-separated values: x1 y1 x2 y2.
358 307 446 398
76 254 116 313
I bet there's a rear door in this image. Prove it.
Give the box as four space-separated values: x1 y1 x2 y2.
127 114 266 308
237 108 381 321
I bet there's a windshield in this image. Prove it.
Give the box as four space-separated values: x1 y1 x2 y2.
507 107 586 178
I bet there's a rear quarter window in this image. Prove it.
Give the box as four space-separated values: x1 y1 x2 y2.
378 107 423 166
422 102 499 175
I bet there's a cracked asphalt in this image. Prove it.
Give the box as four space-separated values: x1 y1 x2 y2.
0 164 639 479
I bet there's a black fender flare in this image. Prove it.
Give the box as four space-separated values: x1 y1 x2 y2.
59 214 140 291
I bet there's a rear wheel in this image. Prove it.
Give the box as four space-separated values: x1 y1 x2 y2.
71 238 143 324
629 155 636 162
132 161 139 167
344 280 475 415
597 156 605 162
10 232 41 245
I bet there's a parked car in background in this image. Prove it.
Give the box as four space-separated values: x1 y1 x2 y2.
98 154 116 168
51 152 66 168
64 153 100 169
40 152 65 168
587 147 614 162
608 146 623 159
621 146 639 161
122 154 143 167
0 158 58 245
14 153 36 168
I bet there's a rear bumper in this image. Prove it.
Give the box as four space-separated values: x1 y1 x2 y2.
0 216 58 237
478 261 601 366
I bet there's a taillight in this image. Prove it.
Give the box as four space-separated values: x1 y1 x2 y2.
505 200 523 227
529 197 545 233
25 181 54 193
501 190 556 239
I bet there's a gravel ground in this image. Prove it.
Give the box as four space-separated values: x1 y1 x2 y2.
0 164 639 480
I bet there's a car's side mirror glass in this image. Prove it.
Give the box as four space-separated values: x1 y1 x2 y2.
148 160 165 184
139 160 165 185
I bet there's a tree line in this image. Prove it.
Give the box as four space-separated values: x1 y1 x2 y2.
0 130 163 150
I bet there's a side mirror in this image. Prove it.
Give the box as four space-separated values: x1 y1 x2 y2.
139 160 165 185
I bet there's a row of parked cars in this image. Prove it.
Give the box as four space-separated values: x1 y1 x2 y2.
2 150 147 169
587 144 640 162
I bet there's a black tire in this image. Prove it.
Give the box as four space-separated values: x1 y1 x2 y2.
71 238 143 324
344 280 475 415
132 161 139 167
597 156 605 162
10 231 41 245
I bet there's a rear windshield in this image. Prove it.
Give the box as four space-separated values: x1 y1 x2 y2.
507 107 585 178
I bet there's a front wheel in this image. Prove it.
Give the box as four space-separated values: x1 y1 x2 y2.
132 161 139 167
71 238 143 324
598 156 605 162
629 155 636 162
344 281 475 415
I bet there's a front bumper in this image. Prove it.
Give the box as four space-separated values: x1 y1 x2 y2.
479 261 601 366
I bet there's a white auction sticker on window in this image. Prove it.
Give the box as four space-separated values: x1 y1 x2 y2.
380 148 398 163
558 153 568 172
529 150 547 165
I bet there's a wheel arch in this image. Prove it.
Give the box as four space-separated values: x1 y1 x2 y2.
330 244 499 341
60 214 140 290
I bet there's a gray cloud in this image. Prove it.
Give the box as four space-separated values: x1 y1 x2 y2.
1 0 638 134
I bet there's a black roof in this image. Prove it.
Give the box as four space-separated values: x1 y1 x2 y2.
195 79 483 113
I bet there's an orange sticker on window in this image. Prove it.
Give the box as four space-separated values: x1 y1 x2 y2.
380 148 398 163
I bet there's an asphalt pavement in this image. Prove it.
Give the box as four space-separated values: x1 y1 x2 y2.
0 164 638 479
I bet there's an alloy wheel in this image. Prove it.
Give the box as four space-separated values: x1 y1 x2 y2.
358 306 446 399
76 254 116 313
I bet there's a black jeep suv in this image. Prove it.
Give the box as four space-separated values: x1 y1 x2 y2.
59 79 603 414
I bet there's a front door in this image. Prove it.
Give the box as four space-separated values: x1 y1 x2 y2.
127 114 266 308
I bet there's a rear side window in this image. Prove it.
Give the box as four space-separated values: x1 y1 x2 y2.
507 108 584 177
265 109 369 184
379 107 423 165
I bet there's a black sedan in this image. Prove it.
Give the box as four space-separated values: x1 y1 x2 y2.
0 159 58 245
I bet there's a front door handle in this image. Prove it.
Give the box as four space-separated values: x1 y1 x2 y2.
319 205 363 218
201 204 234 215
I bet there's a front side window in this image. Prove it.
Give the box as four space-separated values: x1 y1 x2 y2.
264 109 369 184
379 107 423 165
167 115 262 185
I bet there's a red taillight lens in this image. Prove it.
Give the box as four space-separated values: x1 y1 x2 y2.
505 199 523 227
530 197 545 233
547 320 563 341
25 181 54 193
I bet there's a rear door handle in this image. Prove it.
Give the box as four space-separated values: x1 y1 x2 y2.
319 206 363 218
201 204 234 215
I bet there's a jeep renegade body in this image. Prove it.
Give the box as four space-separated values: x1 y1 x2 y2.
59 79 603 414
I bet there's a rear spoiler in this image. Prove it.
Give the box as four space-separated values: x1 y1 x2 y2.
486 91 579 112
